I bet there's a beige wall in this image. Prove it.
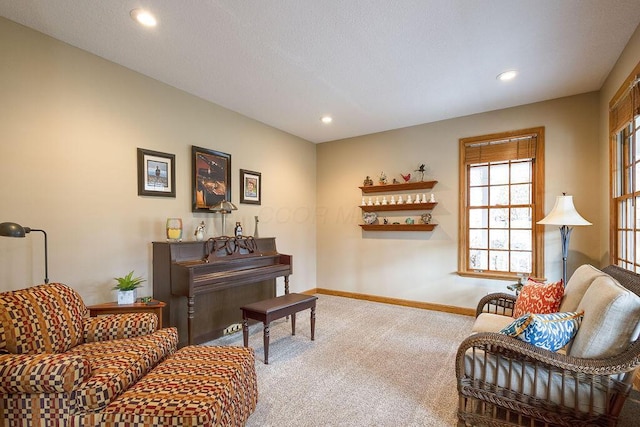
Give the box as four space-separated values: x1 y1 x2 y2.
0 18 317 304
3 15 640 312
317 93 601 309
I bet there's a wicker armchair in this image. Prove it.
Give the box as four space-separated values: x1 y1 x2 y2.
456 265 640 427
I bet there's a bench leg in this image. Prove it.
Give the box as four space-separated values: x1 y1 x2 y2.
263 322 270 364
311 305 316 341
291 313 296 335
242 316 249 347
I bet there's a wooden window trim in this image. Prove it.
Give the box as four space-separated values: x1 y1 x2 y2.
458 127 545 280
609 60 640 266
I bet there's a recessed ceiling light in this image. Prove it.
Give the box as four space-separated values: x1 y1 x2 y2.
130 9 157 27
497 70 517 81
321 116 333 124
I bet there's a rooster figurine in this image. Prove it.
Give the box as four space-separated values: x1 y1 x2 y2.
401 173 411 182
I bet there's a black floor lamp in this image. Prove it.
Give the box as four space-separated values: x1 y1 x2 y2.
537 194 591 286
0 222 49 284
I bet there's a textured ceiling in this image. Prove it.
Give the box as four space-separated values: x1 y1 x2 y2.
1 1 640 143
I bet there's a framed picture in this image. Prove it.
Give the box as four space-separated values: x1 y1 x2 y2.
240 169 261 205
137 148 176 197
192 145 231 212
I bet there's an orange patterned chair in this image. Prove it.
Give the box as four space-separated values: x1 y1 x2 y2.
0 283 257 426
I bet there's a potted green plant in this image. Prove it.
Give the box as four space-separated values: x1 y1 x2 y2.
113 271 146 305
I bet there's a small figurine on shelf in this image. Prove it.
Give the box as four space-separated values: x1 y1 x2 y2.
398 195 404 204
234 222 243 237
415 164 427 181
361 197 366 206
363 176 374 186
390 195 396 205
429 193 436 203
379 171 388 185
382 196 388 205
194 221 206 241
407 194 412 203
401 173 411 182
405 218 415 225
415 193 421 203
392 178 399 184
367 197 373 206
421 213 432 224
383 218 389 225
421 193 427 203
374 197 381 206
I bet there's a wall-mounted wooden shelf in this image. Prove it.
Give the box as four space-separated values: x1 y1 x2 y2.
360 202 437 212
359 180 438 194
359 224 437 231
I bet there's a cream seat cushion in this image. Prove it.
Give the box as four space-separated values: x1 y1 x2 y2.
472 313 515 333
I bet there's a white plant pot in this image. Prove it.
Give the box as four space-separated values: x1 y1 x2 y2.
117 290 136 305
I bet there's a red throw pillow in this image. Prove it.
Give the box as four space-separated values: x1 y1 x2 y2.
513 279 564 318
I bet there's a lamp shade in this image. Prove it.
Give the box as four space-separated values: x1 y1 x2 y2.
210 200 238 213
537 195 591 226
0 222 27 237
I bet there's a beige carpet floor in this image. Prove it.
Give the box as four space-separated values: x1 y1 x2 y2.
206 294 640 426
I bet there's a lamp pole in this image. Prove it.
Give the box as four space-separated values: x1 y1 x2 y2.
27 228 49 284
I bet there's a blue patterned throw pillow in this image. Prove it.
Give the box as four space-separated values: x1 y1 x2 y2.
499 311 584 351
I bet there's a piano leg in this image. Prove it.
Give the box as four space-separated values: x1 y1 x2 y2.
187 296 195 346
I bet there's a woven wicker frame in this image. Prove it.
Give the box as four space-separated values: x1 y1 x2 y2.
456 265 640 427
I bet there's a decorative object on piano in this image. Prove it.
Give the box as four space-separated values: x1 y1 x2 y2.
240 169 261 205
378 171 387 185
205 236 258 261
254 216 260 237
194 221 206 241
137 148 176 198
166 218 183 241
415 163 427 181
421 213 432 224
363 212 378 225
363 176 374 186
192 146 231 213
210 199 238 236
113 270 146 305
235 222 243 237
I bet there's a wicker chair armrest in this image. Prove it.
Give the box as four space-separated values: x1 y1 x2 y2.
83 312 158 342
0 353 91 394
456 332 640 379
475 292 517 317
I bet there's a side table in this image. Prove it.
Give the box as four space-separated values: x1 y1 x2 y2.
87 300 166 330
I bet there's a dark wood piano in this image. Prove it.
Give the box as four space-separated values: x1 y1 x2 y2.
153 236 292 348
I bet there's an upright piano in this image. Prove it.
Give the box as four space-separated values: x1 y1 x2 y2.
152 237 292 348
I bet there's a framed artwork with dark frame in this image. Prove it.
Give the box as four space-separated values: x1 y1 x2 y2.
192 145 231 212
240 169 261 205
137 148 176 197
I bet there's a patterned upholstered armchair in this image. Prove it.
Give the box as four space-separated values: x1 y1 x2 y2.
456 265 640 427
0 283 178 425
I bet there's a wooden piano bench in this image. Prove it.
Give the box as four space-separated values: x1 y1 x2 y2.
241 293 318 364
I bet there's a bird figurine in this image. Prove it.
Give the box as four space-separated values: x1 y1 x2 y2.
401 173 411 182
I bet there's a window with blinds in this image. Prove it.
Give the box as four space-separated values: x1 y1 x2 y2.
459 128 545 280
610 62 640 271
